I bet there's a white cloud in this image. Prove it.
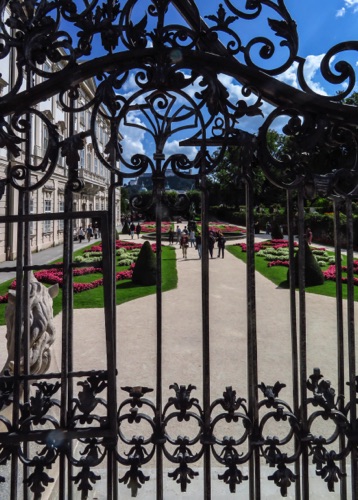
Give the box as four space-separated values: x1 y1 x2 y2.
163 139 198 159
120 114 146 166
336 0 358 16
278 54 328 96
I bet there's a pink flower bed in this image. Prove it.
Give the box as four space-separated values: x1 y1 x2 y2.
140 222 171 234
84 240 156 253
237 239 298 253
0 240 153 303
323 261 358 286
267 260 290 268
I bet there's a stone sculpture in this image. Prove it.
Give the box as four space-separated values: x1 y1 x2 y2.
1 274 59 375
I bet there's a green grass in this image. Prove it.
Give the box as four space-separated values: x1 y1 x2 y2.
227 245 358 301
0 245 178 324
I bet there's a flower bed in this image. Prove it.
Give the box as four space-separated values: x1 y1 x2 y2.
0 240 156 303
236 238 358 287
323 261 358 286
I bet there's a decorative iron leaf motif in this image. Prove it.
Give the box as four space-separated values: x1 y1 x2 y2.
0 116 23 157
218 436 248 493
18 380 61 429
0 369 14 410
258 381 286 406
127 14 148 49
195 75 230 116
205 4 238 29
268 18 298 49
25 464 55 497
71 465 101 498
121 385 153 408
168 383 198 420
307 369 341 411
220 386 247 418
168 436 199 492
268 462 297 497
70 372 108 425
316 450 346 492
118 437 150 497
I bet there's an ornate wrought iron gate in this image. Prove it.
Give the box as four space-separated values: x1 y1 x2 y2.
0 1 358 498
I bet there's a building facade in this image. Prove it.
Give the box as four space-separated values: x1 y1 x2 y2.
0 40 121 261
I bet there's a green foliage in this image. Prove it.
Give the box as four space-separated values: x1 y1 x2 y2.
131 241 157 286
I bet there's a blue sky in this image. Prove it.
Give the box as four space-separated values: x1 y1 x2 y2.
112 1 358 172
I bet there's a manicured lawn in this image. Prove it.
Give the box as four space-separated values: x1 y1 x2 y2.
0 244 178 325
227 244 358 301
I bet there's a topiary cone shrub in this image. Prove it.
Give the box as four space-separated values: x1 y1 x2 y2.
122 221 130 234
132 240 157 286
287 241 324 287
271 222 283 239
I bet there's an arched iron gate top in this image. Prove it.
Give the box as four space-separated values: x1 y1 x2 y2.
0 2 358 500
0 0 357 195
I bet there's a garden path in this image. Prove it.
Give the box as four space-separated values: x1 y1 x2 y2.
0 229 356 498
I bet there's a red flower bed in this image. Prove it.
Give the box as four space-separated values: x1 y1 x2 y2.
267 260 290 268
140 222 171 233
0 242 147 303
237 239 298 253
323 261 358 286
84 240 156 253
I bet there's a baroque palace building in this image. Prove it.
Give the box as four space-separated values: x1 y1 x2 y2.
0 52 121 262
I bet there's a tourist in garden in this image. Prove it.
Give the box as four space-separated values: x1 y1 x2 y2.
86 224 93 242
217 232 226 258
306 227 313 245
130 222 136 239
136 222 141 239
189 228 195 247
180 232 189 259
208 231 215 258
78 227 85 243
168 227 174 245
176 225 182 244
195 232 202 259
266 221 272 235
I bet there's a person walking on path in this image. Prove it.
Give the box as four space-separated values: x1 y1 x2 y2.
86 224 93 242
78 227 85 243
306 227 313 245
168 227 174 245
208 231 215 258
176 225 182 245
130 222 135 239
136 222 141 239
217 232 226 258
189 229 195 247
195 232 202 259
180 232 189 259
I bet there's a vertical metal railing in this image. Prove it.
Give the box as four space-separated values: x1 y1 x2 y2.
297 187 309 499
244 172 259 500
333 196 347 500
153 165 164 500
108 172 120 499
200 174 211 500
287 190 301 500
345 197 357 497
60 95 76 500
